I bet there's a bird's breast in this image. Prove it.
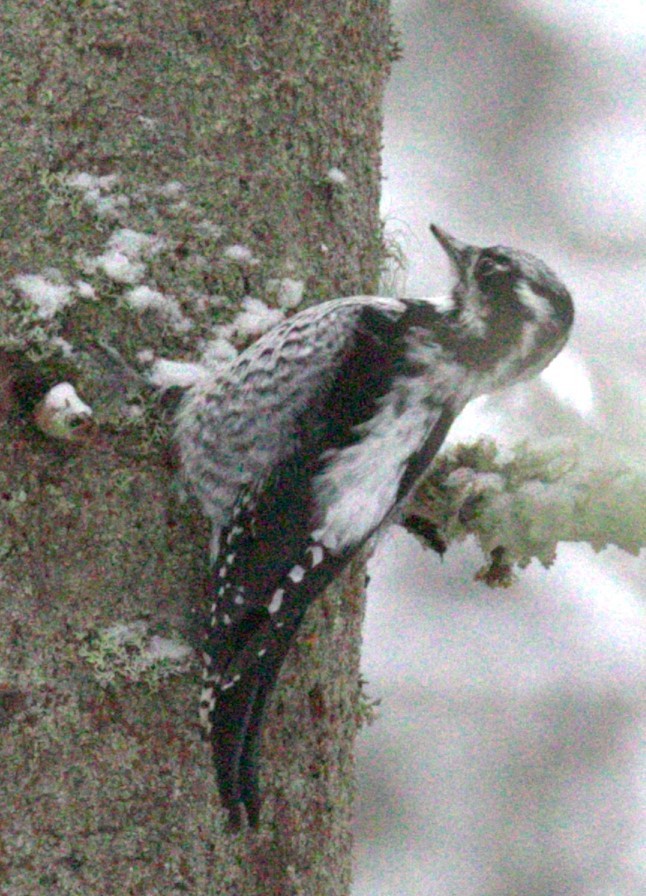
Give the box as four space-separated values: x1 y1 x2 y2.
311 375 449 553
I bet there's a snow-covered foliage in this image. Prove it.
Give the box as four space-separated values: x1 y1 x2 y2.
411 439 646 584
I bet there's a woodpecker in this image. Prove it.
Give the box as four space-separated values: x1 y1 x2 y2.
177 225 574 828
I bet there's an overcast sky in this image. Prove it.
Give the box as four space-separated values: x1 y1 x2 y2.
353 3 645 894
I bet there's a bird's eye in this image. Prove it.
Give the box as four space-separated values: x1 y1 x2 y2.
477 257 499 278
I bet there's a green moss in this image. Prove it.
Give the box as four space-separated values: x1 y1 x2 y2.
78 621 193 689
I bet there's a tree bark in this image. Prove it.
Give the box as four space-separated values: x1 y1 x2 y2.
0 2 394 893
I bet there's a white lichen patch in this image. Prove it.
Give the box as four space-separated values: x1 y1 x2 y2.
50 337 76 358
103 621 148 644
94 250 146 284
123 285 192 333
156 180 185 198
200 336 239 367
12 273 74 319
146 636 193 664
84 228 165 285
74 280 97 300
123 403 145 421
194 220 224 240
232 297 284 337
33 383 93 441
79 621 194 689
148 358 209 390
62 171 129 219
64 172 120 192
106 227 166 260
92 193 131 220
137 115 159 132
124 284 167 311
222 244 257 264
326 166 348 186
446 468 506 496
266 277 305 310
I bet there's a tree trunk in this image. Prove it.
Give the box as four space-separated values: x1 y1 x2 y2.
0 2 394 893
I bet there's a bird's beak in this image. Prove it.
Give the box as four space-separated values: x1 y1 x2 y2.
430 225 477 276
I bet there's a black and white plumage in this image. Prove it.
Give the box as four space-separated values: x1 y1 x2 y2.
176 225 574 827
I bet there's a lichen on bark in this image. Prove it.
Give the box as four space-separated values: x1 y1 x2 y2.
0 2 396 893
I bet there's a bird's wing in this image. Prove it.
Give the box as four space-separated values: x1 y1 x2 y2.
193 298 455 826
176 296 406 535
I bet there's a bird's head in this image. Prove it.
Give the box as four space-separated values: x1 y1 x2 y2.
430 224 574 375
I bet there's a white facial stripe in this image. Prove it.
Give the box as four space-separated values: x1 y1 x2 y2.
460 289 488 337
515 281 553 321
519 321 539 360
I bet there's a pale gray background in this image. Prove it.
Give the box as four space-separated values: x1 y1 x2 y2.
353 2 645 894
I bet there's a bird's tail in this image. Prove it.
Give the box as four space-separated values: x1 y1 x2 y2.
204 608 305 829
